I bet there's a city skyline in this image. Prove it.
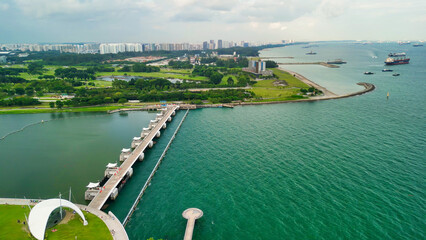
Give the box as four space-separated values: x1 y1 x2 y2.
1 0 425 43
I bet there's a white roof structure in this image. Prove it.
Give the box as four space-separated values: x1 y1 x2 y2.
106 163 117 168
121 148 131 153
86 182 100 188
28 198 88 240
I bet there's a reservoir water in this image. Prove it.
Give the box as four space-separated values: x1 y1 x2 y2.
0 42 425 239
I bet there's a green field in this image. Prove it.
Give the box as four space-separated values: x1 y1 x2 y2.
0 205 112 240
10 64 207 82
251 68 309 101
220 75 238 85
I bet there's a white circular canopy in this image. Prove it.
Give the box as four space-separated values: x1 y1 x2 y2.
28 198 88 240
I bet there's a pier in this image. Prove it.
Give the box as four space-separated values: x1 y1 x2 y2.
279 62 339 68
88 105 179 210
182 208 203 240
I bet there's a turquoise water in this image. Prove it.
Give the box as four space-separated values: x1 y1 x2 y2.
117 43 425 239
0 42 425 239
0 111 158 203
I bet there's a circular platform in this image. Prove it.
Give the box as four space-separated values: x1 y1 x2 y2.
182 208 203 220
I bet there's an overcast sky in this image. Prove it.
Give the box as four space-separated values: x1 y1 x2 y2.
1 0 425 43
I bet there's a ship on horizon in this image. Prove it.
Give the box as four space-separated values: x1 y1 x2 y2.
385 56 410 65
388 52 406 57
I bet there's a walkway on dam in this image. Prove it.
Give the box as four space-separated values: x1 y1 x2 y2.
88 105 179 210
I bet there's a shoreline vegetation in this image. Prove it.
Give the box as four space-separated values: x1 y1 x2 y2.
0 46 376 115
0 73 375 114
0 67 375 114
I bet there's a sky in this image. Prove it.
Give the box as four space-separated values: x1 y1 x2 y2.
0 0 425 43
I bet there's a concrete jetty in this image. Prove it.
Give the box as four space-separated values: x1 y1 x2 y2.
88 105 179 210
182 208 203 240
279 62 339 68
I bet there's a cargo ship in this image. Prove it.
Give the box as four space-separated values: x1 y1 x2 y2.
385 56 410 65
306 51 317 55
413 43 423 47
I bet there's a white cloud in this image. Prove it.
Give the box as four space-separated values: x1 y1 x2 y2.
318 0 346 18
268 22 288 31
0 3 9 10
13 0 150 18
2 0 425 42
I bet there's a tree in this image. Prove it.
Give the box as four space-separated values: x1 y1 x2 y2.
227 76 234 85
27 62 44 75
55 100 64 109
104 97 113 103
237 75 250 86
118 98 127 105
49 102 55 108
25 87 34 96
210 72 223 85
15 87 25 95
265 60 278 68
118 65 131 72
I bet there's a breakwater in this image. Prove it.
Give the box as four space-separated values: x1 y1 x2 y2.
279 62 340 68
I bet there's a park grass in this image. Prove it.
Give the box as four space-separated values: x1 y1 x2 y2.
271 68 309 88
0 205 32 239
251 68 309 101
160 68 192 74
47 210 112 240
0 205 112 240
96 71 208 81
9 64 207 82
220 75 238 85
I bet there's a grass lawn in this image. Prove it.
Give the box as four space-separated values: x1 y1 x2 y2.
271 68 309 88
0 205 112 240
10 64 207 82
251 68 309 101
220 75 238 85
0 205 32 239
96 71 208 81
160 68 192 74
